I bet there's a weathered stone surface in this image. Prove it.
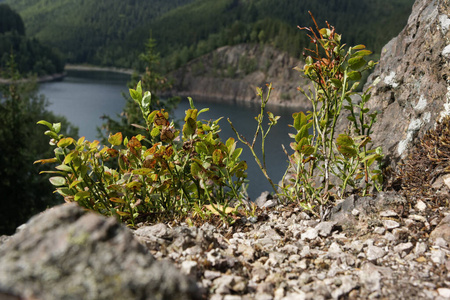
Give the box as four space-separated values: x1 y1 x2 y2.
0 204 202 300
362 0 450 165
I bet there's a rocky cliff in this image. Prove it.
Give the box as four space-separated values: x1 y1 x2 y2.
364 0 450 166
165 44 310 107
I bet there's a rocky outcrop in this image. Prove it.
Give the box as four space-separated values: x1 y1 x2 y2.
364 0 450 166
0 203 202 300
165 44 310 107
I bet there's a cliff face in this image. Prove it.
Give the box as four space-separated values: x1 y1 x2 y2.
166 44 310 107
364 0 450 165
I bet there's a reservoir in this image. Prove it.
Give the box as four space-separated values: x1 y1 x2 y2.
40 70 301 201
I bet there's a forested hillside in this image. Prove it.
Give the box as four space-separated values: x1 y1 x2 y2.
0 4 64 77
6 0 414 72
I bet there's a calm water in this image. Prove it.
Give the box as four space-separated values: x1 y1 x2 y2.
40 70 301 200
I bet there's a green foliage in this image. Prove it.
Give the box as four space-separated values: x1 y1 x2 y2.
0 4 25 35
6 0 414 71
278 15 383 216
0 57 78 235
228 17 384 218
37 82 248 225
0 4 64 77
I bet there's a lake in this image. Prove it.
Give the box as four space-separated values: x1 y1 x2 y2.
40 70 302 200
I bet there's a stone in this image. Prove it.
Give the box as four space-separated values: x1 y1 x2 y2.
430 248 447 264
393 242 414 256
438 288 450 298
0 204 201 300
383 219 400 230
315 221 336 237
430 214 450 243
360 0 450 164
301 228 318 241
415 200 427 212
366 244 386 261
181 260 198 277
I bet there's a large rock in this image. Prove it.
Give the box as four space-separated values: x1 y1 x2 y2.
0 203 202 300
364 0 450 166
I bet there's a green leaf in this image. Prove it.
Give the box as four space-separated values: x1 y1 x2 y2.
330 78 342 89
347 71 361 81
126 181 142 190
354 49 372 57
300 145 315 156
132 168 152 176
134 81 142 97
293 111 308 131
348 57 366 70
295 125 309 142
44 130 58 139
142 91 151 109
63 151 78 165
190 162 202 178
37 120 53 130
55 164 73 172
338 145 358 158
129 88 141 103
108 132 123 146
352 44 366 50
49 176 66 186
74 191 90 201
183 117 197 138
150 127 160 137
57 137 74 148
231 147 243 161
336 134 355 147
52 123 61 133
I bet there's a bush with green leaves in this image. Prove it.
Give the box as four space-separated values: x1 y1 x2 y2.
36 82 248 226
229 14 383 218
281 15 383 216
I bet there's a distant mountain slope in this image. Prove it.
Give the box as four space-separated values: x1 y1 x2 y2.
6 0 415 70
5 0 195 65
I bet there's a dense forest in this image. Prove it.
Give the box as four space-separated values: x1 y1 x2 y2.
0 4 64 77
0 4 77 234
5 0 415 72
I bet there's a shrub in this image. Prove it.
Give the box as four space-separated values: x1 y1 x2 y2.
36 82 248 226
230 13 383 218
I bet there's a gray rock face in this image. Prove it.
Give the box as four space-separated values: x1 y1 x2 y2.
165 44 310 107
0 203 202 300
364 0 450 165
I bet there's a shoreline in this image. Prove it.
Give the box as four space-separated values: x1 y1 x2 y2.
0 73 66 85
65 64 135 75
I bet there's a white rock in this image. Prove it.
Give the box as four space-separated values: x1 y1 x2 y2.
415 200 427 212
414 242 428 255
383 219 400 230
380 210 398 217
281 292 306 300
438 288 450 298
373 227 386 235
394 242 414 255
431 248 446 264
301 228 318 241
180 260 198 276
366 244 386 261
